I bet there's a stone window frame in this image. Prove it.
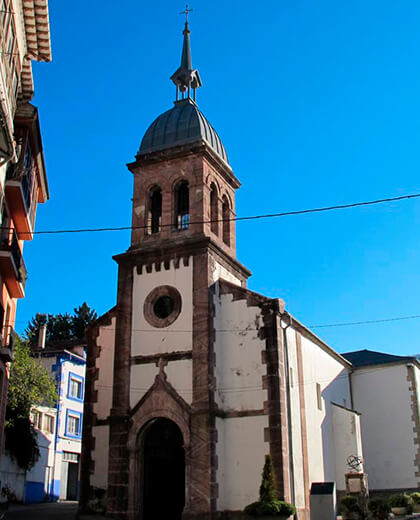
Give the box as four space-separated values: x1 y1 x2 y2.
143 285 182 328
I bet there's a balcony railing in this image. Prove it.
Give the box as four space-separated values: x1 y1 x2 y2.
0 228 27 298
0 325 15 362
5 162 37 238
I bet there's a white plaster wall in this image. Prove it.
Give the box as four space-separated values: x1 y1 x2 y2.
331 404 363 490
27 406 56 485
216 416 268 511
285 327 305 508
214 290 265 411
414 365 420 417
130 364 157 408
131 260 193 356
94 318 116 420
130 359 193 408
300 335 351 486
165 359 193 403
211 261 242 287
352 364 417 490
91 425 109 490
0 452 25 501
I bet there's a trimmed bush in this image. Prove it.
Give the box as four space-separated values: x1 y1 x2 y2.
259 455 277 503
244 455 296 517
411 492 420 505
368 498 390 520
388 493 411 508
244 500 296 517
341 495 362 514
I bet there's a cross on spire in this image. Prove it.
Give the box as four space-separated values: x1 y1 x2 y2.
180 4 193 23
171 6 202 101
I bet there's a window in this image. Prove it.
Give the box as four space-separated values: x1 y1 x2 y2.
316 383 322 411
222 195 230 245
144 285 182 328
44 414 55 434
62 451 79 463
148 186 162 234
66 412 81 437
68 373 84 401
68 415 80 435
69 378 82 399
210 183 218 235
174 181 189 230
32 410 42 430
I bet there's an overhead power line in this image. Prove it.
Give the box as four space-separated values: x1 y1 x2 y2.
16 312 418 330
3 191 420 236
310 314 420 328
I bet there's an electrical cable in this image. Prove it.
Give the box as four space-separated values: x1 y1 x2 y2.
3 191 420 236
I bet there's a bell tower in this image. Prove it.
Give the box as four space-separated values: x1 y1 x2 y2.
127 14 242 264
106 15 251 520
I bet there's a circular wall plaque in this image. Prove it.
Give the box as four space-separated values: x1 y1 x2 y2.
143 285 182 328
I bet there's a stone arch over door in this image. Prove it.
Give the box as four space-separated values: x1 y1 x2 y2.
127 375 191 520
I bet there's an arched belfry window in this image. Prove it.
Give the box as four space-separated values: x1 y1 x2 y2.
210 183 218 236
222 195 230 246
174 181 189 230
148 186 162 234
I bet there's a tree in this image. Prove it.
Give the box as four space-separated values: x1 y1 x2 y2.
5 338 57 469
259 454 277 503
72 303 98 340
25 302 97 344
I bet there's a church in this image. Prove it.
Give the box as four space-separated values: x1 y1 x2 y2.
79 18 365 520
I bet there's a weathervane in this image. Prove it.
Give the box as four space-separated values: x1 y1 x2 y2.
180 4 193 22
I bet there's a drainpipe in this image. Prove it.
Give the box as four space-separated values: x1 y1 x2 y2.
278 311 297 519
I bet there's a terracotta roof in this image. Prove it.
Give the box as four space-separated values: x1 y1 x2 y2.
22 0 52 62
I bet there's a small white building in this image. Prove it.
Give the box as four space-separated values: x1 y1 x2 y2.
42 345 85 501
342 349 420 493
26 405 57 502
0 344 86 503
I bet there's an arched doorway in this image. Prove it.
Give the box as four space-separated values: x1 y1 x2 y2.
140 418 185 520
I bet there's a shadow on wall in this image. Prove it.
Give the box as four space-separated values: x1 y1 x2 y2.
320 368 353 489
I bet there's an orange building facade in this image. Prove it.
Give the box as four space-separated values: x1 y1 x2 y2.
0 0 51 453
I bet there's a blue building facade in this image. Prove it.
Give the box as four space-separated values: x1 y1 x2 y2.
28 346 86 502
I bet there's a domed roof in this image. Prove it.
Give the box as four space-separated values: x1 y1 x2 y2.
138 98 229 164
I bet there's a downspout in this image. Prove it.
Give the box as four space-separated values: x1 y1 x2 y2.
279 311 297 518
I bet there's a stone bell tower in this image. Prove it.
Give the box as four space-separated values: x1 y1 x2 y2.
105 15 250 520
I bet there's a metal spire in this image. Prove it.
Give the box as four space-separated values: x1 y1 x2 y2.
171 5 202 101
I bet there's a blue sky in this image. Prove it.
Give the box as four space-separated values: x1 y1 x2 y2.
16 0 420 355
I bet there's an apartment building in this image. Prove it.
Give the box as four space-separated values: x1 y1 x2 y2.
0 0 51 454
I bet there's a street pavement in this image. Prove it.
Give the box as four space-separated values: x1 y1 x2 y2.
6 501 78 519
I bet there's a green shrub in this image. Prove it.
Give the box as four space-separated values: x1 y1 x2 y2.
244 499 296 517
411 492 420 505
259 455 277 503
388 493 411 508
341 495 362 513
243 455 296 517
368 498 390 520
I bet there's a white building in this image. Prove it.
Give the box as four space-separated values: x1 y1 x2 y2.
79 19 364 520
342 349 420 494
0 344 86 503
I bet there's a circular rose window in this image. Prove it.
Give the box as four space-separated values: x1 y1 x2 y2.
144 286 182 328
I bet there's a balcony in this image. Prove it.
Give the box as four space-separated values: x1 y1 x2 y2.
0 229 27 298
0 325 15 362
5 162 37 241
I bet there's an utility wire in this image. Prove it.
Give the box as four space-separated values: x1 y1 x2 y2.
310 314 420 328
3 192 420 236
15 313 420 330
